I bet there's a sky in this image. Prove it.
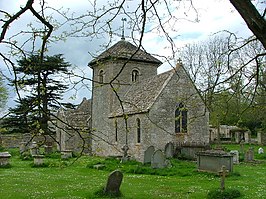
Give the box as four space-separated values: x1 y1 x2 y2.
0 0 258 112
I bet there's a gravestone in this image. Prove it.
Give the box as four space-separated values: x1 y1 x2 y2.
104 170 123 195
0 152 11 166
244 147 254 162
151 149 166 169
165 142 174 158
144 146 155 164
229 150 239 164
258 147 264 154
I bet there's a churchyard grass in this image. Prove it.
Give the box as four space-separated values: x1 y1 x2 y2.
0 145 265 199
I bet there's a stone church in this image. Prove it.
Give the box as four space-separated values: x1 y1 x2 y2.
57 38 209 162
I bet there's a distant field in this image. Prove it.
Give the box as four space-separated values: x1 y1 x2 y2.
0 144 265 199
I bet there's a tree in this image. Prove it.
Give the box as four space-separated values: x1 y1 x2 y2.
181 36 233 110
0 73 8 109
229 0 266 49
2 54 70 135
181 35 265 133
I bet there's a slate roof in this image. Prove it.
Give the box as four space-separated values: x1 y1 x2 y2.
89 39 162 66
110 69 174 117
60 98 91 128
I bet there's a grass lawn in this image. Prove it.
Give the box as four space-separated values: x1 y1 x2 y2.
0 144 265 199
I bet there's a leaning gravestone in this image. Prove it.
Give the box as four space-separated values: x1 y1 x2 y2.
144 146 155 164
151 149 166 169
104 170 123 195
165 142 174 158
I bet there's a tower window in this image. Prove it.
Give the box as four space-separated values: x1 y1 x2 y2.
132 70 139 82
136 118 141 143
99 70 104 83
175 103 187 133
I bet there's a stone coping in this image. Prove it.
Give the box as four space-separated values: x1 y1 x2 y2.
197 150 233 157
0 152 11 158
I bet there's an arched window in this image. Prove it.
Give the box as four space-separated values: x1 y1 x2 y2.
115 119 118 142
98 70 104 83
136 118 141 143
132 70 139 82
175 103 187 133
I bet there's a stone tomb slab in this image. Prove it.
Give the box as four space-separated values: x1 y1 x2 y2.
33 155 45 166
197 150 233 173
0 152 11 166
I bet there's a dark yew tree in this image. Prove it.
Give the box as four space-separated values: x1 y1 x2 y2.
2 54 70 135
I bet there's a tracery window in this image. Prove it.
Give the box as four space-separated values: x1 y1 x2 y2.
175 103 187 133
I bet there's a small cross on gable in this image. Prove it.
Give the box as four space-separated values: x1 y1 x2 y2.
218 165 229 191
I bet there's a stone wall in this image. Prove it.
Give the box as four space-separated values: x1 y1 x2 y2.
0 134 23 148
0 133 56 148
56 98 91 153
91 59 159 159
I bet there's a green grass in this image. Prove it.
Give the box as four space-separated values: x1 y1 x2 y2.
0 144 265 198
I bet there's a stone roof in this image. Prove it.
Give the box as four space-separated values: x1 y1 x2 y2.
110 69 174 117
89 39 162 66
59 98 91 128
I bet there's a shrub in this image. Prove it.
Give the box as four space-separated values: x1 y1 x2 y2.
93 186 123 198
207 188 241 199
0 163 11 168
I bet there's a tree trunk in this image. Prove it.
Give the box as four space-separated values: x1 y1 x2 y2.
229 0 266 49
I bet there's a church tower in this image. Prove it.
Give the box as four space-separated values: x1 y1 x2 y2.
88 39 162 156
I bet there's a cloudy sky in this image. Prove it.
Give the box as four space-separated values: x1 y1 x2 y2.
0 0 258 111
